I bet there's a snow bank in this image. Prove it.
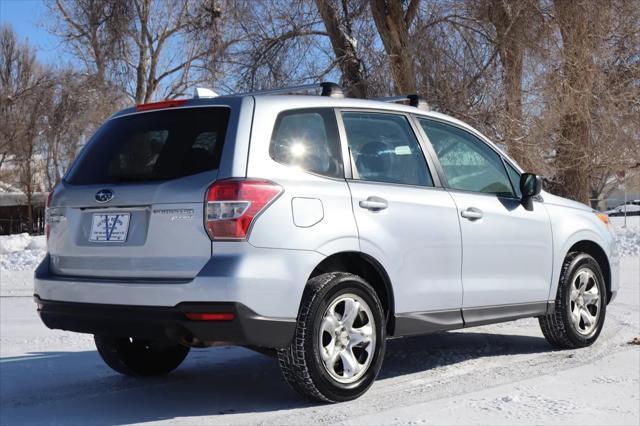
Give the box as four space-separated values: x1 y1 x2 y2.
614 226 640 257
1 233 32 254
0 233 46 271
0 233 46 253
610 217 640 258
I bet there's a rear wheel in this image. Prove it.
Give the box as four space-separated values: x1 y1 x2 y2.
94 335 190 376
278 272 386 402
539 252 607 349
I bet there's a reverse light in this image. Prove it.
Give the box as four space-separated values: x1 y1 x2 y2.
185 312 235 321
205 179 282 240
135 99 187 112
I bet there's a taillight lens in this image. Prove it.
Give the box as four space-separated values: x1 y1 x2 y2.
205 179 282 240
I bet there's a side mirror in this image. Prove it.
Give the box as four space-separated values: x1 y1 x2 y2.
520 173 542 210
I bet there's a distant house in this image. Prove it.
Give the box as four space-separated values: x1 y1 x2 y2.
0 182 47 235
604 171 640 210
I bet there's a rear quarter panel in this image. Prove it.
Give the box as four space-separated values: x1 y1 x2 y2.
245 97 359 256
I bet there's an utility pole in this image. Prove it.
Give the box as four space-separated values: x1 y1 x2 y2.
616 169 627 228
623 173 627 228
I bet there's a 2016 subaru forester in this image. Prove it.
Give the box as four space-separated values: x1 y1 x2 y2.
35 82 619 402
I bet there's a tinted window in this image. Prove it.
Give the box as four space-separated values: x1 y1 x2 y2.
342 112 433 186
66 107 230 184
269 108 343 178
506 162 522 198
418 119 513 196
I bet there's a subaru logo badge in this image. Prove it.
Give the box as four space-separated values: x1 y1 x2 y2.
95 189 114 203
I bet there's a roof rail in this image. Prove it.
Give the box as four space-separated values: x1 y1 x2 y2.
376 94 430 111
234 82 344 98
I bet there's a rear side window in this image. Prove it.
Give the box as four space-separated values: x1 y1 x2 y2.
269 108 343 178
341 112 433 186
66 107 230 184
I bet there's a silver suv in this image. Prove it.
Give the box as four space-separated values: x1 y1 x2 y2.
35 83 619 402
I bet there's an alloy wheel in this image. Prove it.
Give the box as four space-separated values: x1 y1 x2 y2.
569 268 601 336
318 293 376 384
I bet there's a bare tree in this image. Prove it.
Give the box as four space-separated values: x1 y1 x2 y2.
33 0 640 207
0 25 43 170
48 0 130 84
472 0 545 171
40 69 124 188
50 0 225 103
370 0 420 94
408 1 500 136
549 0 608 203
315 0 369 97
0 25 53 228
221 0 333 92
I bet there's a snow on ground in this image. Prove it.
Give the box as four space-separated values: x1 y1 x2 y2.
0 234 47 297
0 233 46 271
0 217 638 425
611 216 640 258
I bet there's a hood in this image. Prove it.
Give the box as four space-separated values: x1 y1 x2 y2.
541 190 592 212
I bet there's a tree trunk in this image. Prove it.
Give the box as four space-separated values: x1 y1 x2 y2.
315 0 368 98
552 0 601 204
134 0 151 104
484 0 529 170
370 0 418 94
502 44 526 167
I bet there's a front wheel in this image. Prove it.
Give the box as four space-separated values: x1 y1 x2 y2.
95 335 190 376
539 252 607 349
278 272 386 402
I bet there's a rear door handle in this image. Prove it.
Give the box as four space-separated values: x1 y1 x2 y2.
461 207 483 221
359 197 388 211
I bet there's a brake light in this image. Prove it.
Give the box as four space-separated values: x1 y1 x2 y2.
205 179 282 240
45 191 54 240
185 312 235 321
135 99 187 111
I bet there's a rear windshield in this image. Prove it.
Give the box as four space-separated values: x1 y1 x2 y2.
66 107 230 184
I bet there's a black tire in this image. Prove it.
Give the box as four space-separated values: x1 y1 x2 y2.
278 272 386 402
539 252 607 349
94 335 190 376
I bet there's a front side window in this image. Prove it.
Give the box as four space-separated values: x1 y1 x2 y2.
269 108 343 178
418 119 514 197
341 112 433 186
506 162 522 198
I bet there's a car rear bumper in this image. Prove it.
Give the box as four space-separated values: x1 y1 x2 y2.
34 296 295 348
34 243 325 318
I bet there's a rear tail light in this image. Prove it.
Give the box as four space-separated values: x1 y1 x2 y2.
205 179 282 240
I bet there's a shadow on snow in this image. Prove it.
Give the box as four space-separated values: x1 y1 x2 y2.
0 330 552 425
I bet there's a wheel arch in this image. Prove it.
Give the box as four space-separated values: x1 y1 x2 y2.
566 240 612 303
309 251 396 335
